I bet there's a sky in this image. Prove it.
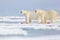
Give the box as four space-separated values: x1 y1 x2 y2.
0 0 60 16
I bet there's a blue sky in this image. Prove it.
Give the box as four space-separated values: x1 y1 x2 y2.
0 0 60 16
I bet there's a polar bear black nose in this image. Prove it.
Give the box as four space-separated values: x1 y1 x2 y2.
20 11 22 13
35 10 37 13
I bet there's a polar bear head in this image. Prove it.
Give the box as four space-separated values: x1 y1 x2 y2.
20 10 29 16
35 9 47 15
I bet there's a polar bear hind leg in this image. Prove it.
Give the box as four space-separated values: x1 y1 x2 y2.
48 10 58 24
51 16 58 24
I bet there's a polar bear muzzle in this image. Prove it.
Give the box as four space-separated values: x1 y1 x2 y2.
20 11 22 13
35 10 37 13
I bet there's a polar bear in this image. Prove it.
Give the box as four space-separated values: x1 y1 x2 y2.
35 9 58 24
35 10 47 24
47 10 58 24
20 10 38 24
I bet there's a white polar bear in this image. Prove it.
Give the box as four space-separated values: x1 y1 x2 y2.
35 10 47 24
20 10 38 24
35 9 58 24
47 10 58 24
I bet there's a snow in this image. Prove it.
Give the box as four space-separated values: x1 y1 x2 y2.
0 16 60 40
0 35 60 40
0 28 28 36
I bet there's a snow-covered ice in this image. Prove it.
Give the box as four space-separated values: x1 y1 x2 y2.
0 16 60 40
0 35 60 40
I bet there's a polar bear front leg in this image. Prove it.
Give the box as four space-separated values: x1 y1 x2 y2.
44 17 47 24
26 16 31 24
41 16 47 24
29 18 31 23
37 16 41 24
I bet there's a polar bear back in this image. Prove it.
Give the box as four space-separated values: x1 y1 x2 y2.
47 10 58 19
29 11 38 20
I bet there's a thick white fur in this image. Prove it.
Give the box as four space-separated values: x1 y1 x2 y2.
35 10 58 24
47 10 58 24
20 10 38 24
35 10 47 24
